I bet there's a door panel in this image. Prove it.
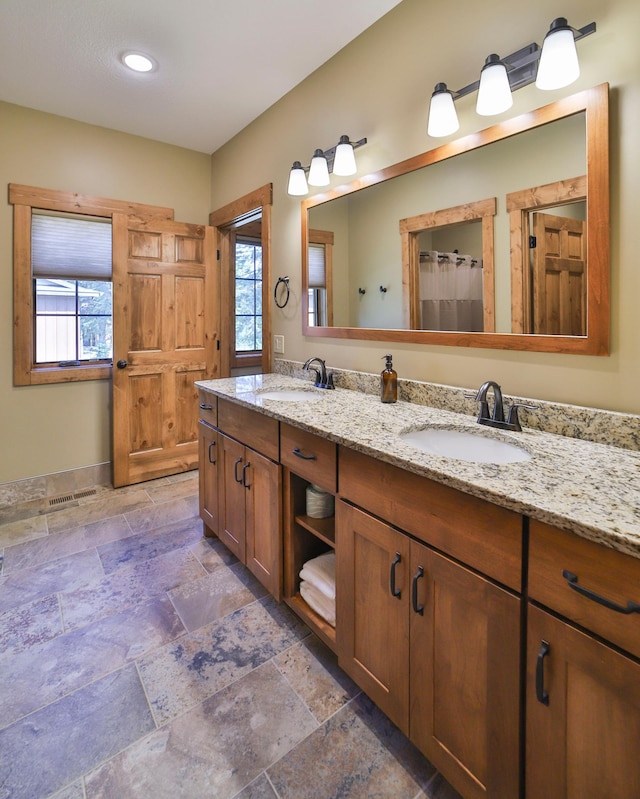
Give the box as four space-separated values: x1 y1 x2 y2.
112 214 219 487
245 449 282 598
217 433 246 561
198 421 218 536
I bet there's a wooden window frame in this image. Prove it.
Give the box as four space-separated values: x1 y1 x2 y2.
10 184 173 386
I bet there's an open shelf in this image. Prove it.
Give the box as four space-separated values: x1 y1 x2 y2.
294 513 335 547
285 593 336 650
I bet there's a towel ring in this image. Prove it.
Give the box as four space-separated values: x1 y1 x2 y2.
274 276 290 308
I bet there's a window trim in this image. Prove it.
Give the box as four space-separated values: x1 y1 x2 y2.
10 184 174 386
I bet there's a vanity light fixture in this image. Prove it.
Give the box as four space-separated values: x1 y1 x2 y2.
426 17 595 136
287 135 367 196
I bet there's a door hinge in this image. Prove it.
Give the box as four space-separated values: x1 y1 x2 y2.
529 235 537 249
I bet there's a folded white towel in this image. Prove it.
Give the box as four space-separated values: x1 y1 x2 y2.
299 551 336 600
300 580 336 627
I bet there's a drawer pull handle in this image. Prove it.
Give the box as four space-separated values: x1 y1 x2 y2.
293 447 317 461
234 457 244 484
390 552 402 599
562 570 640 615
208 440 217 465
242 462 251 489
536 640 550 705
412 566 424 615
199 403 213 411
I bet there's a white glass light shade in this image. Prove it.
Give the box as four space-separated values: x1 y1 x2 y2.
427 83 459 137
536 19 580 90
308 149 330 186
333 136 357 176
122 52 155 72
287 162 308 196
476 54 513 116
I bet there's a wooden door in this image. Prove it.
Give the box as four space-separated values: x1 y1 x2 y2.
198 421 219 537
245 448 282 599
527 604 640 799
217 433 246 561
336 501 410 733
532 212 586 336
410 541 520 799
112 214 218 487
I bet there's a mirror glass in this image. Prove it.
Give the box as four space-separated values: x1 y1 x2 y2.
301 85 609 355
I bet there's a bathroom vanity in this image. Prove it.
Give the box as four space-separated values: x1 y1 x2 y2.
196 373 640 799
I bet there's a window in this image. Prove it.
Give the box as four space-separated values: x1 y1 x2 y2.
308 229 334 327
233 236 262 367
32 212 113 365
10 183 174 385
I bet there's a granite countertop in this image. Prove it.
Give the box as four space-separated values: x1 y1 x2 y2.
196 374 640 561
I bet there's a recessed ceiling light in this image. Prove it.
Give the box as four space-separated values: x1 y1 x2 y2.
122 52 156 73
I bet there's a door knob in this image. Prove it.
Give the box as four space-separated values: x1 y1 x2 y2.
116 359 128 369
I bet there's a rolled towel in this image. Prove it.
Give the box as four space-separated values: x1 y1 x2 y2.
300 580 336 627
299 551 336 601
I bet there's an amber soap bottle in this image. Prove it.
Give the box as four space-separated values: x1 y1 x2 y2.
380 354 398 403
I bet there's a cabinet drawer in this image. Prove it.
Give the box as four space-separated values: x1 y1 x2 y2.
197 389 217 427
339 447 522 591
280 423 337 492
529 520 640 659
217 398 279 462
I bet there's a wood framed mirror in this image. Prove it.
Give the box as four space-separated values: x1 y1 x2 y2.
301 84 609 355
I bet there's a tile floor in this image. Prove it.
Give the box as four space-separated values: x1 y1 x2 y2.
0 471 462 799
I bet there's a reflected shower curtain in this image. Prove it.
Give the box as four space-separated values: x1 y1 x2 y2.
419 251 484 331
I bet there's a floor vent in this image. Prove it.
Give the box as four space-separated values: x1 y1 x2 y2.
48 494 74 507
74 488 97 500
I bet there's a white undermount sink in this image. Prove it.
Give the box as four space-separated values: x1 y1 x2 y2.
399 427 532 465
256 388 324 403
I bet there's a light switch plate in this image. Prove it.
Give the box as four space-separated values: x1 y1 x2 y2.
273 334 285 354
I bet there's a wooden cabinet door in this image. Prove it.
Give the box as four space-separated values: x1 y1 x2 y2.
410 541 521 799
198 421 218 537
245 448 282 600
336 501 410 733
217 432 246 562
527 604 640 799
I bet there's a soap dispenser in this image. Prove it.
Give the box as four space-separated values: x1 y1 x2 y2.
380 354 398 403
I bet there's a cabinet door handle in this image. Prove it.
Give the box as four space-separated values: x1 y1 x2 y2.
292 447 317 461
562 569 640 614
208 440 217 465
199 402 213 411
242 461 251 489
390 552 402 599
234 457 244 483
535 640 550 706
412 566 424 615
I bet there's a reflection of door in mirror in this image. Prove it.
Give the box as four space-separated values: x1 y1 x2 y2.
508 175 586 335
400 198 496 332
308 229 334 327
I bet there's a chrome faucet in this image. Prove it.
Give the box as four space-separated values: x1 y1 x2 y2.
303 357 335 389
467 381 536 432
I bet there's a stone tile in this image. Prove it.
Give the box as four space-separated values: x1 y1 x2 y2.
0 514 48 548
0 595 184 729
423 772 464 799
46 490 153 534
45 781 85 799
0 594 63 661
190 534 239 572
0 475 47 509
3 527 86 573
84 662 317 799
124 494 199 534
168 562 267 633
97 515 203 574
266 694 437 799
167 469 198 484
232 774 278 799
0 664 155 799
273 635 360 723
138 596 309 725
60 548 205 631
75 514 134 548
144 474 199 504
0 549 104 614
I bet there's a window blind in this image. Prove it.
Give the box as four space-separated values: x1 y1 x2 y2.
308 243 326 288
31 212 112 280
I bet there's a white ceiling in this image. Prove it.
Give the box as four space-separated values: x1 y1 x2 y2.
0 0 403 154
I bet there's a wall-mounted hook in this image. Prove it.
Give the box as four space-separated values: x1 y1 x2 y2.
358 287 366 295
379 285 388 293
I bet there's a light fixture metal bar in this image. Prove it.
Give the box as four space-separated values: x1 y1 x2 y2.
297 137 367 174
452 21 595 100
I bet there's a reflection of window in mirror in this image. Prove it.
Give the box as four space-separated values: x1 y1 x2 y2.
507 176 586 335
232 220 263 368
308 229 334 327
400 197 496 333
